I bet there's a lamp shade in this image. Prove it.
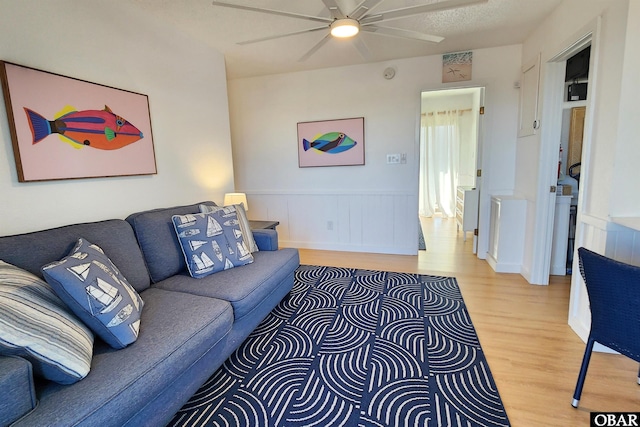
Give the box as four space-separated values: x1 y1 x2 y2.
330 18 359 38
223 192 248 211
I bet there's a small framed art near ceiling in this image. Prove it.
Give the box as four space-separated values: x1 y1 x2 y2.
297 117 364 168
442 51 473 83
0 61 156 182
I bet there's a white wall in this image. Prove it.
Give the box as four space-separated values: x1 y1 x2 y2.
610 0 640 216
0 0 234 236
228 45 521 255
517 0 630 282
518 0 640 340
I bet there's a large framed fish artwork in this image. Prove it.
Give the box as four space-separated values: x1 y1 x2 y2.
0 61 156 182
297 117 364 167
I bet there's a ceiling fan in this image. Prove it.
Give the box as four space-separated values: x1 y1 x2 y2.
211 0 488 61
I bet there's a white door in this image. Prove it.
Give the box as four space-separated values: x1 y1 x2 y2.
518 54 541 138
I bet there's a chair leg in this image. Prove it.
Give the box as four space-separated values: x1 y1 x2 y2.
572 337 595 408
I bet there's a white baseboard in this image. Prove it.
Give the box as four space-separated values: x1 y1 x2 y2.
486 253 522 273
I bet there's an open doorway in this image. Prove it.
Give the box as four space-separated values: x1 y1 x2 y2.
418 87 484 254
554 46 589 277
535 31 594 286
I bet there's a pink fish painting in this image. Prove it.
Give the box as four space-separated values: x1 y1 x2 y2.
24 105 143 150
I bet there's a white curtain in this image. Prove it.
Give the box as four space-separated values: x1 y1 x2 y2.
419 110 462 218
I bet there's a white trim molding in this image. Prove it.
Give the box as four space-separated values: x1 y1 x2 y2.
243 190 419 255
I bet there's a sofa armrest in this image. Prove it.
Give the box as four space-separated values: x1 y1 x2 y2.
0 356 37 426
252 229 278 251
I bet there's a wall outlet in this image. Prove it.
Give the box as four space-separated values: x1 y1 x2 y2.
387 154 401 164
327 220 333 231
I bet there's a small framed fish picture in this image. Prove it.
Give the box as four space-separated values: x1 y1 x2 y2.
297 117 364 168
0 61 156 182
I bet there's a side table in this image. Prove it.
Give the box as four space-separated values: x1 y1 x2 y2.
248 220 280 230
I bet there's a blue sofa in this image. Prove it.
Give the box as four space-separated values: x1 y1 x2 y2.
0 202 299 427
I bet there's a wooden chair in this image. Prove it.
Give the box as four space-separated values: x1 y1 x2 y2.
572 247 640 408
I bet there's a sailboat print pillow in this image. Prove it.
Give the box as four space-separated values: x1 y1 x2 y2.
42 239 144 349
172 208 254 279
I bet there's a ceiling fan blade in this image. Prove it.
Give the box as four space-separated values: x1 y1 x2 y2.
321 0 346 19
360 0 488 25
299 34 332 62
352 37 372 60
211 1 332 24
349 0 385 21
237 26 328 45
361 25 444 43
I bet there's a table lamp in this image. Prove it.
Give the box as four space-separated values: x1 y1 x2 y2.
223 192 248 211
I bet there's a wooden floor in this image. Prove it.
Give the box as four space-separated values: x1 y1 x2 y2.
295 216 640 426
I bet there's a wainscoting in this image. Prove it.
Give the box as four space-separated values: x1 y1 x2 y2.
569 214 640 348
245 190 418 255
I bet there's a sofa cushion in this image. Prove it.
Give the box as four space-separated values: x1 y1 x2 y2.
42 239 144 349
125 202 216 283
0 219 151 293
0 261 94 384
172 209 254 279
0 356 36 427
15 288 233 427
200 203 258 253
154 248 299 321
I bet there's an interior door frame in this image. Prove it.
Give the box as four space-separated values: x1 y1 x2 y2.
418 86 485 254
529 18 600 285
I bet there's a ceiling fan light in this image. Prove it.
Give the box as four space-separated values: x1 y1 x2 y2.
330 18 360 38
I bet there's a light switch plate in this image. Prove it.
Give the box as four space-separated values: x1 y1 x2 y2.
387 154 401 164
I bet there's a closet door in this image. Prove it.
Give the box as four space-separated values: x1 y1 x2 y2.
518 54 541 137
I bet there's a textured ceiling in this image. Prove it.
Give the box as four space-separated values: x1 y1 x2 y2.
127 0 562 79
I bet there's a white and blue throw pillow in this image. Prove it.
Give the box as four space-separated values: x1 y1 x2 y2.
42 239 144 349
0 260 94 384
173 207 254 279
200 203 259 253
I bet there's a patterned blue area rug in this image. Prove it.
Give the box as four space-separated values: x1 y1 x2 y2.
169 266 510 427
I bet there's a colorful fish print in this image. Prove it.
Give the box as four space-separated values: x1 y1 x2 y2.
302 132 357 154
24 105 143 150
